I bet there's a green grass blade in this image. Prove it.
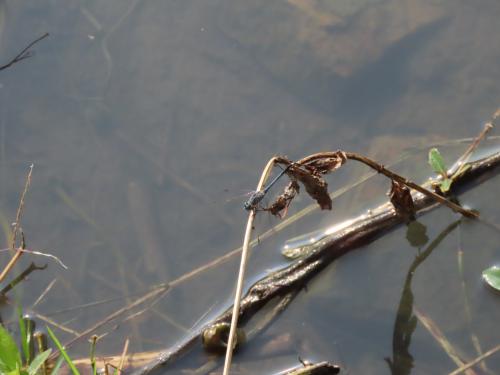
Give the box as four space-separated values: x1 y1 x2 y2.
0 324 22 372
27 349 51 375
46 327 79 375
440 178 452 192
17 308 29 365
49 356 64 375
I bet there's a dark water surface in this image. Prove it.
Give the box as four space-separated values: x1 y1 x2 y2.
1 0 499 373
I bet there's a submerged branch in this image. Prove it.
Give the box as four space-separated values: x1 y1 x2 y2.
134 150 500 375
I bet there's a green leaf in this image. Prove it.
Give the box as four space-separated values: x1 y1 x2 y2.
440 178 453 193
483 266 500 291
0 324 22 372
428 148 448 178
17 308 29 365
50 356 65 375
27 349 51 375
46 327 80 375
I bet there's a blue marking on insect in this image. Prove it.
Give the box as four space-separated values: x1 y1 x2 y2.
243 165 291 211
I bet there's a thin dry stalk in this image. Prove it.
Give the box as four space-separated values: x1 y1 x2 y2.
117 338 130 375
344 152 478 217
450 122 494 174
0 164 34 283
0 33 49 71
222 157 279 375
291 151 477 218
449 343 500 375
414 306 476 375
32 312 82 336
49 282 170 360
31 279 57 308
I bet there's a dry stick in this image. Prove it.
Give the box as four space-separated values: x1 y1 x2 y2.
223 157 279 375
0 33 49 71
0 262 47 295
346 152 477 217
449 343 500 375
413 306 475 375
31 279 58 308
450 122 494 174
32 312 82 336
117 338 130 375
48 282 170 360
295 152 477 218
0 164 34 283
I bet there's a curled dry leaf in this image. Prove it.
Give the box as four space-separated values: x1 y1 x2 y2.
265 180 300 218
266 153 347 217
299 151 347 175
388 180 415 223
289 165 332 210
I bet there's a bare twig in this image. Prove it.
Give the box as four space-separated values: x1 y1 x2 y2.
32 312 82 336
49 282 170 360
31 279 57 308
117 338 130 375
449 343 500 375
414 306 476 375
0 33 49 71
223 156 279 375
450 122 494 175
0 262 47 295
344 152 478 218
0 164 34 283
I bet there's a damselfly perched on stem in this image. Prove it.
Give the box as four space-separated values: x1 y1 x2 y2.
243 165 292 211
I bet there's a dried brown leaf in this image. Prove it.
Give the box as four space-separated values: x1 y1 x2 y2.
388 180 415 223
272 154 341 212
301 151 347 175
265 180 300 218
287 164 332 210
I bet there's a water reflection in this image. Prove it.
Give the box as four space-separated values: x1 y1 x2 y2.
386 220 460 375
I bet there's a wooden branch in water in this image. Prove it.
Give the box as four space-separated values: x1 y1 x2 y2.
133 150 500 375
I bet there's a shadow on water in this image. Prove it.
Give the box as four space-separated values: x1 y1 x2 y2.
385 219 460 375
332 18 450 124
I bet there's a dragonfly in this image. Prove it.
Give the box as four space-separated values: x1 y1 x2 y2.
244 164 291 211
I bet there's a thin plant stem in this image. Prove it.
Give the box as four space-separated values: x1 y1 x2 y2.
0 262 47 295
117 338 130 375
222 157 278 375
90 335 98 375
0 164 34 283
345 152 478 217
0 33 49 71
48 282 170 359
450 122 494 175
296 152 477 218
413 306 474 373
456 227 488 372
449 343 500 375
